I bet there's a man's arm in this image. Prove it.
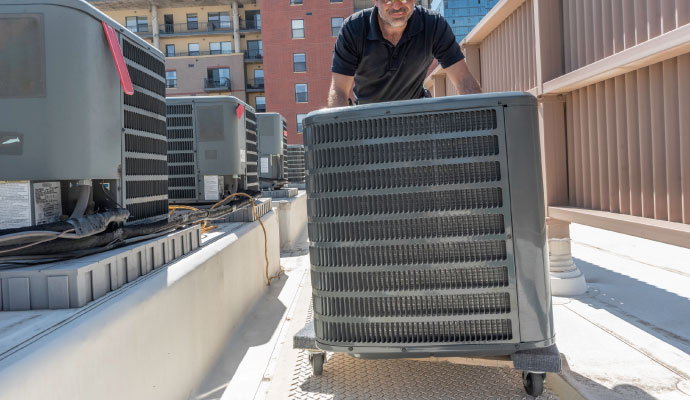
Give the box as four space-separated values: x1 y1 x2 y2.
327 73 355 108
444 59 482 95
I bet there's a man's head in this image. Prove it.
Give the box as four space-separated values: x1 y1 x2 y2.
375 0 414 29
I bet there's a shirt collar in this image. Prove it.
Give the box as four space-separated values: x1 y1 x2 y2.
367 5 424 42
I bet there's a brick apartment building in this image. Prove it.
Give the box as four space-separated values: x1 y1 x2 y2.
261 0 428 144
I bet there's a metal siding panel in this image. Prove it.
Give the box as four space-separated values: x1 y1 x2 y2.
626 71 643 216
661 0 677 32
564 0 573 73
662 58 682 222
576 0 585 70
527 0 536 89
584 0 594 65
615 75 631 215
650 62 668 220
637 67 655 218
592 0 603 62
679 0 690 26
611 0 624 53
605 79 619 213
679 54 690 223
647 0 662 39
602 0 614 58
596 81 609 211
580 88 591 208
572 90 584 207
587 85 600 209
622 0 637 49
566 93 577 206
634 0 649 44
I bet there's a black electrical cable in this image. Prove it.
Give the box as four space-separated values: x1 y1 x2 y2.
0 194 257 258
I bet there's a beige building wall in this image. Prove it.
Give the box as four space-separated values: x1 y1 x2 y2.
166 54 246 100
93 1 264 100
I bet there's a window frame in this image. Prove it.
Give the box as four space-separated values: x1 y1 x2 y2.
293 53 306 72
165 44 176 57
296 114 307 133
188 43 200 56
295 83 308 103
331 17 344 37
291 19 305 39
165 70 177 88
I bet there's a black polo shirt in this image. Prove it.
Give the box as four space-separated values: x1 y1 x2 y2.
332 6 464 104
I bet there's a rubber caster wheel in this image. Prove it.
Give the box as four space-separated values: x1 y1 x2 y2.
522 371 546 397
309 353 325 376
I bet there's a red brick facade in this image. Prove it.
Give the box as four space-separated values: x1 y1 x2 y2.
261 0 357 144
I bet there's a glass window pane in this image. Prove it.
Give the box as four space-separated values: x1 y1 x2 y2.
331 17 343 36
188 43 199 55
291 19 304 38
221 42 232 53
165 44 175 57
187 13 198 30
293 53 306 72
295 84 308 102
296 114 306 133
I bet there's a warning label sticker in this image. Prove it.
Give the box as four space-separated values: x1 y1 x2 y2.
240 149 246 163
261 157 269 174
33 182 62 225
0 181 31 229
204 175 220 201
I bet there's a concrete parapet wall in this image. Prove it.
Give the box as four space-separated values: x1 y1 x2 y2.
0 211 280 399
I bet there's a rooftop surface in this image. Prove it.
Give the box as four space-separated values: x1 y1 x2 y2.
192 225 690 400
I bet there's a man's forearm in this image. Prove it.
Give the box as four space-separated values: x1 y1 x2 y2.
327 87 350 108
454 73 482 95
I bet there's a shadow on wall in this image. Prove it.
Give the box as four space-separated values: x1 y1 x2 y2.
190 271 289 400
572 257 690 357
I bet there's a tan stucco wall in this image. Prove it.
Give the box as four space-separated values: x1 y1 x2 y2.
165 53 246 99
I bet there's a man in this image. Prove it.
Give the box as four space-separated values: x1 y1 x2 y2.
328 0 482 107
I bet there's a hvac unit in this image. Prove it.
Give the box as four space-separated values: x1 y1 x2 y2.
286 144 306 184
302 93 559 395
257 112 288 190
0 0 168 229
166 96 258 204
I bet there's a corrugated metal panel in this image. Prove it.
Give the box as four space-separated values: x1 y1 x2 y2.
563 0 690 73
565 55 690 224
478 0 536 92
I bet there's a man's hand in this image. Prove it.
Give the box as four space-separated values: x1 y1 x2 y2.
445 59 482 95
328 73 355 107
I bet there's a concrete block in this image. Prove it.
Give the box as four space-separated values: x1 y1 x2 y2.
8 277 30 311
47 276 70 310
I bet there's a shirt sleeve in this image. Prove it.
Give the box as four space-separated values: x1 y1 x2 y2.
331 18 360 76
432 16 465 69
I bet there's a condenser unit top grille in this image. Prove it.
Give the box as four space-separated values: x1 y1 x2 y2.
303 94 545 351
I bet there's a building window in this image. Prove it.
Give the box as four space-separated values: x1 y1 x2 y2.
163 14 174 33
246 40 262 59
187 13 198 30
295 83 308 103
210 41 232 54
293 53 306 72
188 43 200 56
165 44 175 57
330 0 343 2
296 114 306 133
331 17 344 36
206 68 230 89
256 96 266 112
208 12 231 29
254 69 264 86
290 0 303 4
166 71 177 88
291 19 304 38
245 10 261 30
125 16 148 33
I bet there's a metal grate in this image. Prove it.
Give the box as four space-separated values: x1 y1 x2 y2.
306 103 520 350
122 38 168 221
311 267 511 292
314 293 512 318
287 144 306 183
315 319 513 344
245 108 259 190
308 162 501 192
166 102 197 202
308 214 505 242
